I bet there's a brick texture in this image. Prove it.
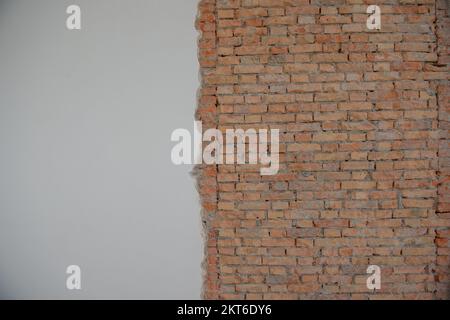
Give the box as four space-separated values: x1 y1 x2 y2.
196 0 449 299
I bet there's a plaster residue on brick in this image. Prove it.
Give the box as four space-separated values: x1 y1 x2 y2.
196 0 220 299
196 0 449 300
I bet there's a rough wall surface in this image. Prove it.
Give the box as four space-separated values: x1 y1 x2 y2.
196 0 449 299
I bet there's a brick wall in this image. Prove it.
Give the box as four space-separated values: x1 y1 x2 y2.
196 0 449 299
435 0 450 299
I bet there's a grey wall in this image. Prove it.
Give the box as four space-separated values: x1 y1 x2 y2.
0 0 202 299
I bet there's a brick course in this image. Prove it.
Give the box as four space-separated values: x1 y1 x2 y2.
196 0 449 299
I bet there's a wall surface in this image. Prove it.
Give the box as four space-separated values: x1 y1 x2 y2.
197 0 449 299
0 0 201 299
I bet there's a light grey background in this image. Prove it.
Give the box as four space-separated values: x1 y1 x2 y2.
0 0 202 299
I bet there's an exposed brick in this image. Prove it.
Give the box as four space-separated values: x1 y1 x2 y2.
197 0 449 300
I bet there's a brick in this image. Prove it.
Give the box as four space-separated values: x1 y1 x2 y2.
198 0 449 301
